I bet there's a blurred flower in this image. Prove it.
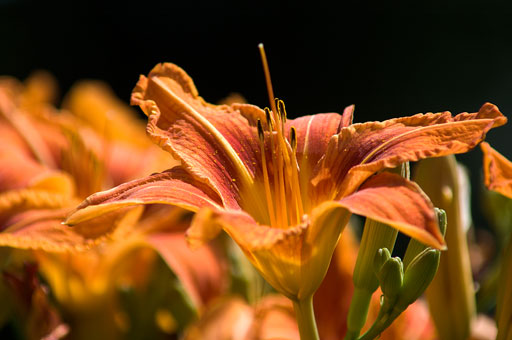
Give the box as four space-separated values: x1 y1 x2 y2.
2 262 69 340
183 295 300 340
0 73 227 338
66 63 506 306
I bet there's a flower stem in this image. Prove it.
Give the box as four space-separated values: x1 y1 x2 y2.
293 296 319 340
345 219 398 340
344 287 373 340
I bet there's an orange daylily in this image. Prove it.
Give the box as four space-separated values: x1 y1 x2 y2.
0 74 228 337
66 63 506 303
0 73 170 251
183 295 300 340
2 262 69 340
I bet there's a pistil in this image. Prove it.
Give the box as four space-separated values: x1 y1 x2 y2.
258 43 305 228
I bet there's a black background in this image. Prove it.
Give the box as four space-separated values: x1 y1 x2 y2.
2 0 512 227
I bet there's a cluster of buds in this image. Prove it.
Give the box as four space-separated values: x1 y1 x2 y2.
356 209 446 340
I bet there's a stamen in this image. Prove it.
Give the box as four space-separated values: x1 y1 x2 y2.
258 44 304 228
290 126 297 150
289 126 304 222
276 98 287 123
257 119 276 227
264 107 274 131
257 118 265 141
276 99 287 135
276 150 288 227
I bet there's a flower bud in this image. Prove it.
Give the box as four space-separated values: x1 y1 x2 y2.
396 248 440 310
373 248 391 275
377 257 403 300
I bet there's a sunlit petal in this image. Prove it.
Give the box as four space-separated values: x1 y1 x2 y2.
187 201 351 300
0 207 141 252
481 142 512 199
337 172 444 249
131 63 264 209
65 167 222 225
313 103 506 200
146 232 226 308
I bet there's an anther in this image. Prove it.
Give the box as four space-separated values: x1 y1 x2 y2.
264 107 274 130
290 126 297 150
257 119 264 141
277 99 287 123
274 98 280 112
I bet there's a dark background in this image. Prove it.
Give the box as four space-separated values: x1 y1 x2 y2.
1 0 511 227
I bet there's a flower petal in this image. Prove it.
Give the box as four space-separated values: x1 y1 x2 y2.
250 295 299 340
314 228 359 340
337 172 444 249
481 142 512 199
187 207 307 298
183 297 254 340
0 149 74 195
131 63 265 210
285 112 343 211
62 80 152 147
187 201 351 300
0 88 60 168
65 167 222 226
313 103 506 201
145 232 227 308
0 207 142 252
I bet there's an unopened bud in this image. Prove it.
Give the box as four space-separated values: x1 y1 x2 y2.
397 248 440 310
373 248 391 275
378 257 404 300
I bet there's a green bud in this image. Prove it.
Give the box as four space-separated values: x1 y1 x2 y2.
378 257 404 300
373 248 391 275
396 248 440 310
435 207 447 236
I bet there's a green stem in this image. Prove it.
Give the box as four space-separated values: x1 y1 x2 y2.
358 307 401 340
345 220 398 340
293 296 319 340
344 288 373 340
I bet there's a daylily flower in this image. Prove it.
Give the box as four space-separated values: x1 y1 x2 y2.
0 73 170 251
183 295 300 340
2 262 69 340
0 74 228 337
66 62 507 309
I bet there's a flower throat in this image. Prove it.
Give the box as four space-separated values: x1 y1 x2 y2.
256 44 304 229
